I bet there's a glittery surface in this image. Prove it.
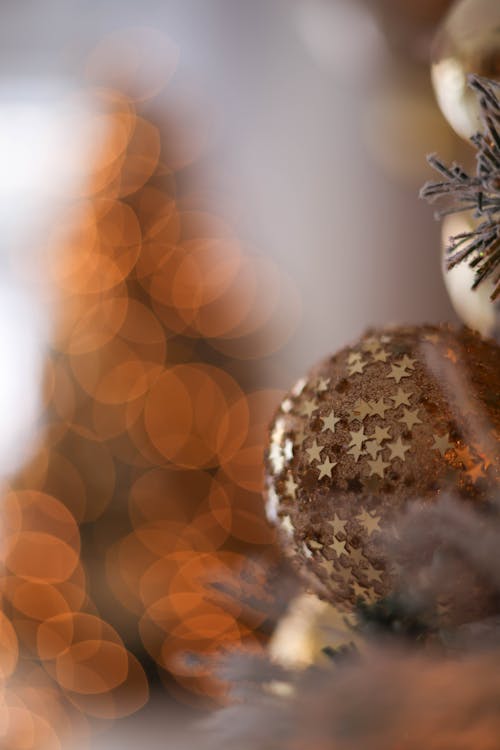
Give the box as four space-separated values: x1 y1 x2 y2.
264 325 500 611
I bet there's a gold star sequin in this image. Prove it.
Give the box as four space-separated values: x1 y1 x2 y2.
321 410 340 433
329 514 346 535
388 437 410 461
300 399 317 418
353 399 372 421
349 426 367 450
362 338 381 354
330 537 347 557
348 546 366 566
399 355 416 370
356 509 381 535
317 377 330 392
390 388 411 408
388 362 412 383
336 565 353 583
432 433 454 456
306 439 322 463
368 455 389 478
367 398 390 418
348 443 364 462
364 440 380 459
348 358 367 376
352 581 369 599
367 565 383 583
284 475 298 498
318 457 336 479
373 425 391 443
307 539 323 550
372 349 388 362
399 407 422 430
348 351 362 364
468 462 486 482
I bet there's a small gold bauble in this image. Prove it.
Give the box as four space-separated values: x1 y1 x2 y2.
264 325 500 623
431 0 500 139
441 214 500 340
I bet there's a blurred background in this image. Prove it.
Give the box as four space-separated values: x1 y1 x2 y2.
0 0 493 747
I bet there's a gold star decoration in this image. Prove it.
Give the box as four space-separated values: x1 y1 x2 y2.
348 443 364 462
388 437 411 461
373 425 391 443
321 410 340 433
356 509 381 535
284 475 298 498
364 440 380 460
432 433 454 456
367 398 390 418
390 388 412 408
367 564 383 583
352 581 368 599
329 514 347 536
362 338 381 354
399 407 422 430
307 539 323 550
372 349 388 362
336 564 353 583
316 378 330 393
348 546 367 566
388 362 412 383
300 399 317 418
316 377 330 392
318 457 336 479
387 362 411 383
306 439 322 463
368 455 389 478
329 536 347 557
348 351 362 364
468 462 486 482
348 358 367 376
349 426 367 450
399 355 416 370
352 399 372 421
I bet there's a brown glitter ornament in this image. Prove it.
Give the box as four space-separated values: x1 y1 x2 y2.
264 325 500 618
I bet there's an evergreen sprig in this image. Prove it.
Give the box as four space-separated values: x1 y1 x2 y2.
421 75 500 300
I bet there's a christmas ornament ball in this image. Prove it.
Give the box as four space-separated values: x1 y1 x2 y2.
264 325 500 618
441 215 500 341
431 0 500 140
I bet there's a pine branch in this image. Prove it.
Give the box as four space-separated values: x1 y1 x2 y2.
420 75 500 301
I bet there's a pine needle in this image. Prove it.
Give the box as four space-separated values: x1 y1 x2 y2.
421 75 500 301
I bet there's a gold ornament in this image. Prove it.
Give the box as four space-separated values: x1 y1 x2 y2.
441 214 500 340
432 0 500 139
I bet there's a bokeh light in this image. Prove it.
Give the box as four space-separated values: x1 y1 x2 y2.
0 21 301 747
